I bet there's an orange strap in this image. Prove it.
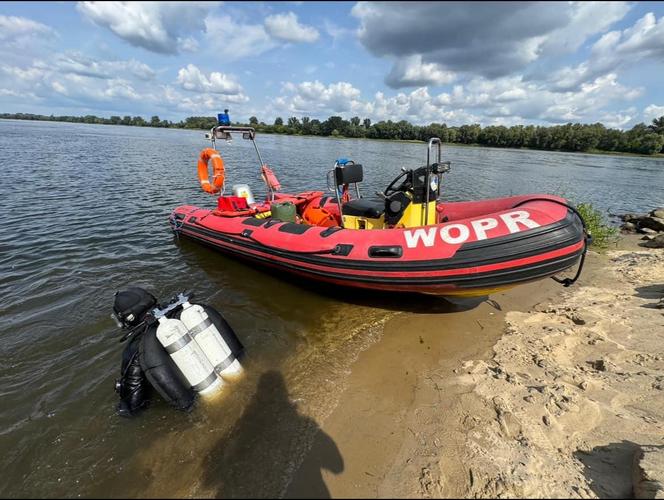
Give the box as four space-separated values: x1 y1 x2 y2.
197 148 225 194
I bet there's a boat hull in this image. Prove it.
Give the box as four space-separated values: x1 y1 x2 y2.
170 194 585 297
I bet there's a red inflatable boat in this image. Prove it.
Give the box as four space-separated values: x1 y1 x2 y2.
170 127 587 297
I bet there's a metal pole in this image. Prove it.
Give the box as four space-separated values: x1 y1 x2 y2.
425 138 442 226
333 162 344 228
251 138 265 167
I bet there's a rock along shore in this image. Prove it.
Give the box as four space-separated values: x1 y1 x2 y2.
619 207 664 248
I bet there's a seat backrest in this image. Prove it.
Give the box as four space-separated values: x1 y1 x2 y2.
334 163 363 186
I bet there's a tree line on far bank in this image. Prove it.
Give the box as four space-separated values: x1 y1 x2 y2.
2 112 664 156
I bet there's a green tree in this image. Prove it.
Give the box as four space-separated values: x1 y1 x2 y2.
648 116 664 134
300 116 311 134
457 124 481 144
287 116 301 132
321 116 346 136
309 118 322 135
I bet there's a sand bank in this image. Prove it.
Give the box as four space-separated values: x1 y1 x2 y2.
288 236 664 498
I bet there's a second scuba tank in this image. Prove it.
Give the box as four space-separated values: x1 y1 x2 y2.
180 301 244 379
155 317 223 396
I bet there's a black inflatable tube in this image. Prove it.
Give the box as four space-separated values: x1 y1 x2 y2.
139 326 196 411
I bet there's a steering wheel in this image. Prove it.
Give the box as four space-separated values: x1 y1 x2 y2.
383 169 411 197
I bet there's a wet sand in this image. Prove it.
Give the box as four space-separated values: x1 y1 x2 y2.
287 235 664 498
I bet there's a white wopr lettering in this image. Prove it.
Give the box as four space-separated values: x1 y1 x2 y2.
404 227 437 248
500 210 540 234
470 217 499 240
440 223 470 244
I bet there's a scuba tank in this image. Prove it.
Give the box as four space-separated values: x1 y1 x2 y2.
180 301 243 379
155 316 224 396
113 287 196 416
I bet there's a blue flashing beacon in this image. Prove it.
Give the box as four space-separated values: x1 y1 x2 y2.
218 109 230 126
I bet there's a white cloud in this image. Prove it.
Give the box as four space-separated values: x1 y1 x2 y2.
77 1 216 54
264 12 319 43
273 70 643 128
34 52 155 81
539 1 631 55
0 64 47 84
176 64 245 98
204 11 321 61
545 11 664 91
279 80 365 115
178 36 200 52
204 15 276 60
159 84 249 114
644 104 664 122
323 19 354 47
49 73 141 102
597 11 664 72
597 108 637 129
385 55 456 88
0 14 57 55
352 2 630 86
0 14 56 41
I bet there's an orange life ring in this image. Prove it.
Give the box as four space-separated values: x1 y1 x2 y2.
197 148 225 194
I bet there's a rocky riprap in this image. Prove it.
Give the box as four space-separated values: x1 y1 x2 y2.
619 207 664 248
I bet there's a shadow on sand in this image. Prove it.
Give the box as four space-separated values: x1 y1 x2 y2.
574 440 641 499
634 284 664 309
201 370 343 498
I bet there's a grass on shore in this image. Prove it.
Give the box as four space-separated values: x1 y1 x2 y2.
575 202 619 248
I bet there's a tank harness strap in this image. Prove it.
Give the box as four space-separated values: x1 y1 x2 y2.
185 317 237 373
187 318 214 338
214 353 237 374
163 333 194 355
191 372 219 392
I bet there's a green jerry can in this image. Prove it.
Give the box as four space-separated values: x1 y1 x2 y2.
271 201 297 223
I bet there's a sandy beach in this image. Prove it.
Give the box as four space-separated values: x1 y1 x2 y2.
287 235 664 498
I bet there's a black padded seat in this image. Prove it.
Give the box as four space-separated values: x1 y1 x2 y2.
342 197 385 218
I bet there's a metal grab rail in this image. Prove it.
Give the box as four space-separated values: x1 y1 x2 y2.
424 138 443 226
205 125 272 200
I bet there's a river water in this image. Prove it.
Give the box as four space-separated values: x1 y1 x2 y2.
1 119 662 497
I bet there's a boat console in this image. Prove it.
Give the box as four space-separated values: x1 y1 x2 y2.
330 138 451 230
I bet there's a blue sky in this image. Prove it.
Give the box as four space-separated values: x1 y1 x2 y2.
1 1 664 128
